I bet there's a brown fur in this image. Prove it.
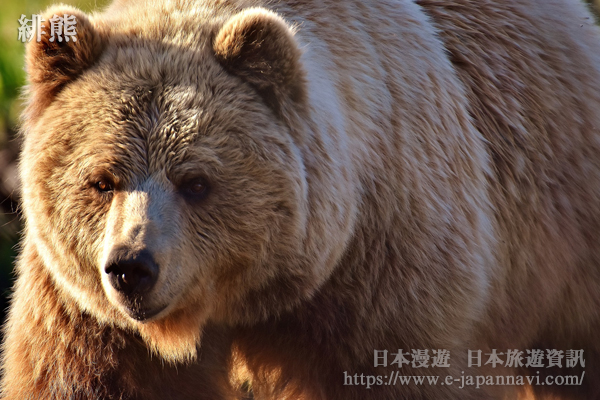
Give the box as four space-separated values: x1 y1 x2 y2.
3 0 600 399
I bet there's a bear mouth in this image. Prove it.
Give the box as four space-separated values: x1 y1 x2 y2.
122 302 167 322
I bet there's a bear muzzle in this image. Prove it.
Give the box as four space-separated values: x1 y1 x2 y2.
104 250 164 321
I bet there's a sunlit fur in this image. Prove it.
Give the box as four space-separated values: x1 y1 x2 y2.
2 0 600 399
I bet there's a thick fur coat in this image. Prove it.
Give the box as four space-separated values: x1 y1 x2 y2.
3 0 600 399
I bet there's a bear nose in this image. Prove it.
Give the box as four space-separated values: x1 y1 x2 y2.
104 251 158 296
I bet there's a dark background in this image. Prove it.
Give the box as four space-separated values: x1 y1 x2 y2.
0 0 599 330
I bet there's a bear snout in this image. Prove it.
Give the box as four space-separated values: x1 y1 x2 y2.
104 250 159 299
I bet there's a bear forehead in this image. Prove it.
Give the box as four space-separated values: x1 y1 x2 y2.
38 44 278 175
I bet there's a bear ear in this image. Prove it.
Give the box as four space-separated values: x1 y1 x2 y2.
25 6 104 117
213 8 307 116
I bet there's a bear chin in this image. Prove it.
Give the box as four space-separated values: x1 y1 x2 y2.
136 306 208 364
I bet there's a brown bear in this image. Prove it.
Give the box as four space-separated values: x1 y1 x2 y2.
3 0 600 399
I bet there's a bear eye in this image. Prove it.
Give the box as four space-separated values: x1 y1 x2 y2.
94 179 114 193
180 177 210 201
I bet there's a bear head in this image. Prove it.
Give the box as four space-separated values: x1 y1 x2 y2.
20 4 357 363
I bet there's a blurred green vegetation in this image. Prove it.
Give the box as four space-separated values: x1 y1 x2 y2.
0 0 109 325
